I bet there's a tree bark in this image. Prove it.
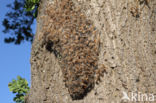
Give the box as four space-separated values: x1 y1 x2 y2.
27 0 156 103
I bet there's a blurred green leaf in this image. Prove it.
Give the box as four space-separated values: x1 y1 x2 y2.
25 0 40 12
8 76 30 103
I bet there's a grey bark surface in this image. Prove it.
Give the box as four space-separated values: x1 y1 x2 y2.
27 0 156 103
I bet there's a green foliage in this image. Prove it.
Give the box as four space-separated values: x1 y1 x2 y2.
3 0 35 44
25 0 40 12
8 76 30 103
2 0 40 44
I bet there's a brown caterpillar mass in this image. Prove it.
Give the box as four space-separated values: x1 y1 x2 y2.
41 0 104 100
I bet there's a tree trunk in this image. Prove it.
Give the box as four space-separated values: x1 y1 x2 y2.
26 0 156 103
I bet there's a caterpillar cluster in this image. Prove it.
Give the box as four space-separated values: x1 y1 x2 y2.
41 0 105 100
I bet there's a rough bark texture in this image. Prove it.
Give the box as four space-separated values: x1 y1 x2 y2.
27 0 156 103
